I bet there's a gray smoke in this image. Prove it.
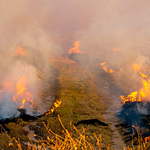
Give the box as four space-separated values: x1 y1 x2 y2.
1 0 150 119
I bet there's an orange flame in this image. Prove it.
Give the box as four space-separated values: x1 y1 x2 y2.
133 63 148 78
144 136 150 143
45 100 61 116
16 76 27 96
12 47 26 56
68 41 83 54
100 62 115 73
120 63 150 104
2 76 33 109
112 47 120 52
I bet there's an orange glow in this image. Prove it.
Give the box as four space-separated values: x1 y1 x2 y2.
120 91 138 104
68 41 83 54
112 47 120 52
12 47 26 56
2 75 33 109
45 100 61 116
133 63 148 78
16 76 27 95
144 136 150 143
120 63 150 104
120 68 123 72
100 62 115 73
54 100 61 107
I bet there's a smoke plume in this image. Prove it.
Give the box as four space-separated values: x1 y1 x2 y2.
1 0 150 119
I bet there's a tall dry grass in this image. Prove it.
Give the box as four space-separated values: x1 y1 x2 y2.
8 115 150 150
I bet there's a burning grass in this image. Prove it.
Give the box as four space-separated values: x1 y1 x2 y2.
0 56 113 149
28 56 113 147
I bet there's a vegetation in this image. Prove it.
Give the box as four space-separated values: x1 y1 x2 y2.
32 56 113 147
7 115 150 150
0 56 113 149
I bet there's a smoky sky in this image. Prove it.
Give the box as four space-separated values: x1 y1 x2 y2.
1 0 150 56
0 1 150 116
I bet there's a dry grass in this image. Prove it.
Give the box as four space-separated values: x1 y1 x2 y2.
8 115 111 150
8 115 150 150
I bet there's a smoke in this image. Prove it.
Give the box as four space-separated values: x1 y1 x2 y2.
0 0 150 119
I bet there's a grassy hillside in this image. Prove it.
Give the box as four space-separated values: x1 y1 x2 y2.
0 56 113 149
31 56 113 147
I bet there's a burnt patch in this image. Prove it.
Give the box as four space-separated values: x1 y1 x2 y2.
116 101 150 145
76 119 108 126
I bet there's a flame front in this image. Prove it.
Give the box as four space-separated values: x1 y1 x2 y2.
133 63 148 78
1 75 33 109
100 62 115 73
68 41 83 54
120 63 150 104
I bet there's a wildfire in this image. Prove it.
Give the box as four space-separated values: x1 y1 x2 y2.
120 63 150 104
45 100 61 116
133 63 148 78
11 47 26 56
100 62 115 73
0 47 34 110
68 41 83 54
1 76 33 109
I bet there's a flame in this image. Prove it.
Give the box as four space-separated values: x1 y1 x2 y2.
120 63 150 104
45 100 61 116
120 91 138 104
112 47 120 52
11 47 26 56
1 75 33 109
144 136 150 143
68 41 83 54
16 76 27 95
133 63 148 78
100 62 115 73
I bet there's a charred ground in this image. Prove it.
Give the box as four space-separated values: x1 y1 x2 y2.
0 56 113 149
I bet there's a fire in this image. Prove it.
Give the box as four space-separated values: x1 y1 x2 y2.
1 75 33 109
68 41 83 54
11 47 26 56
100 62 115 73
120 91 138 105
16 76 27 95
45 100 61 116
112 47 120 52
120 63 150 104
144 136 150 143
133 63 148 78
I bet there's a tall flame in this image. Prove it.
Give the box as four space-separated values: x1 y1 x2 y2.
2 76 33 109
112 47 120 52
68 41 83 54
120 63 150 104
133 63 148 78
